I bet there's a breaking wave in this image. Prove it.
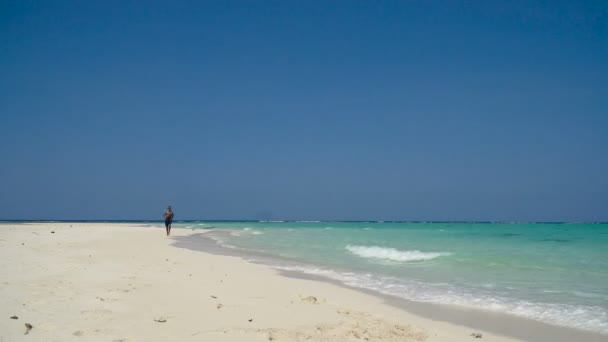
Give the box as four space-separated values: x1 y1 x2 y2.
346 245 450 262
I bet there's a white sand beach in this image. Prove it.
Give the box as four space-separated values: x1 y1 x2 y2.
0 223 545 341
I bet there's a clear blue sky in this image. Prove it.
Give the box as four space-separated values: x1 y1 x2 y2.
1 1 606 221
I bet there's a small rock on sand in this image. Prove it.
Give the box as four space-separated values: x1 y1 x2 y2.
471 332 483 338
154 317 167 323
25 323 33 335
10 316 18 319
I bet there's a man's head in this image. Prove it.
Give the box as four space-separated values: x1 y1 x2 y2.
167 206 172 211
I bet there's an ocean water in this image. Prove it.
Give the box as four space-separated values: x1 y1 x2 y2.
171 221 608 334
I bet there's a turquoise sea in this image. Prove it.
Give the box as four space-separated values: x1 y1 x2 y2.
171 221 608 333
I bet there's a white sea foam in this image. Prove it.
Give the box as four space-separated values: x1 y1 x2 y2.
240 227 264 235
346 245 450 262
206 235 237 249
270 264 608 334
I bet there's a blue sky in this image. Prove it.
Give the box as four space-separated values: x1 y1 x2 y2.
1 1 607 221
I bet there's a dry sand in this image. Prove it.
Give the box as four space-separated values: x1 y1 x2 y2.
0 223 525 341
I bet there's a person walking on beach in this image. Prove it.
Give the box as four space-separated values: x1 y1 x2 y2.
163 206 174 236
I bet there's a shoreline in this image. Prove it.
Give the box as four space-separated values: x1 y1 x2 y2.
0 222 604 342
173 230 607 342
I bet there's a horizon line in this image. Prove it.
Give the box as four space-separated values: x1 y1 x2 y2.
1 219 607 224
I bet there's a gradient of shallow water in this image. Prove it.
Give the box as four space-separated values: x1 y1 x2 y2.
172 221 608 334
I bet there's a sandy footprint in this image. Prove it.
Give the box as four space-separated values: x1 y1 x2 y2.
299 295 325 304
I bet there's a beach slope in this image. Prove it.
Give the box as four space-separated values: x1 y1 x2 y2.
0 223 522 341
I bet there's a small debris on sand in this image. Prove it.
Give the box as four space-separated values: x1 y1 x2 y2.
73 330 84 336
10 315 18 319
154 317 167 323
301 296 318 304
25 323 33 335
471 332 483 338
210 295 218 299
216 304 223 309
248 319 253 322
51 231 55 234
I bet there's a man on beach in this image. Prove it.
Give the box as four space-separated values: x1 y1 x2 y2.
163 206 174 236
